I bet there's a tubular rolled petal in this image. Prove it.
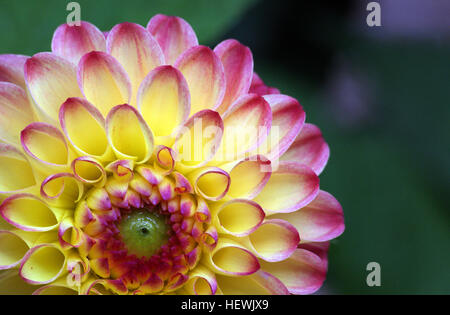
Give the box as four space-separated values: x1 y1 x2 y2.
214 39 253 114
271 190 344 242
60 97 112 160
280 123 330 175
40 173 84 207
20 243 67 285
137 65 190 137
216 94 271 160
190 167 230 201
214 199 265 237
106 104 154 163
260 248 327 295
77 51 131 116
33 283 79 295
184 264 217 295
223 156 272 199
0 54 29 89
25 52 83 122
246 219 300 262
0 82 35 144
0 143 36 197
147 14 198 65
216 270 289 295
204 238 260 276
174 46 225 114
107 22 164 105
254 94 305 160
71 156 107 186
0 194 62 232
21 122 69 172
0 230 30 270
173 109 223 168
52 21 106 65
253 162 319 214
58 217 83 249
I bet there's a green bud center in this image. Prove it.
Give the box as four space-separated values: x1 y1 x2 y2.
118 209 169 258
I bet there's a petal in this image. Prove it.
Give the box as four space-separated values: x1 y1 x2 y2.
0 270 38 294
147 14 198 65
106 104 154 163
280 123 330 175
203 237 260 276
25 52 83 122
173 109 223 168
0 54 28 89
174 46 225 114
0 194 61 232
260 248 327 295
21 122 69 172
77 51 131 116
253 94 305 160
137 65 190 137
222 156 271 199
20 243 67 285
245 219 300 262
107 22 164 105
58 217 83 249
189 167 230 201
0 230 30 270
184 264 217 295
40 173 84 208
253 162 319 214
59 97 113 161
33 283 78 295
271 190 344 242
214 39 253 114
217 270 289 295
51 21 106 65
216 94 272 161
0 82 34 144
214 199 265 237
249 72 280 96
71 156 107 186
0 143 36 197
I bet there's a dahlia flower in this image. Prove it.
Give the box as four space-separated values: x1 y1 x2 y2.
0 14 344 295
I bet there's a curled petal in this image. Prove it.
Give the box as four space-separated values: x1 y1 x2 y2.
60 97 113 161
272 190 344 242
77 51 131 116
254 162 319 214
217 270 289 295
172 172 193 194
174 46 225 113
190 167 230 201
184 264 217 295
203 238 260 276
154 145 176 175
147 14 198 65
52 21 106 64
214 199 265 237
222 155 271 199
137 65 190 137
215 94 272 161
25 52 83 122
0 194 62 232
33 282 78 295
20 243 67 285
173 109 223 168
253 94 305 160
21 122 69 172
40 173 84 207
0 54 28 89
260 248 327 295
0 82 34 144
214 39 253 114
107 22 164 105
280 123 330 175
72 156 107 186
106 104 154 163
58 217 83 249
0 230 30 270
85 278 127 295
0 143 36 197
246 219 300 262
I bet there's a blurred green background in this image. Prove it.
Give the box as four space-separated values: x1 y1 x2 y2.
0 0 449 294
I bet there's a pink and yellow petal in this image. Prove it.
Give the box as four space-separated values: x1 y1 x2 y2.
216 270 289 295
189 167 230 201
0 54 29 89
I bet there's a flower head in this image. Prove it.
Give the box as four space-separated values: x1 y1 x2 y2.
0 14 344 295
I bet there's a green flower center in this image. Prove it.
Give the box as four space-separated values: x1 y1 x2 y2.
118 209 169 258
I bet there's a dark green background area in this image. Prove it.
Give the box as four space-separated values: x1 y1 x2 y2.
0 0 448 294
